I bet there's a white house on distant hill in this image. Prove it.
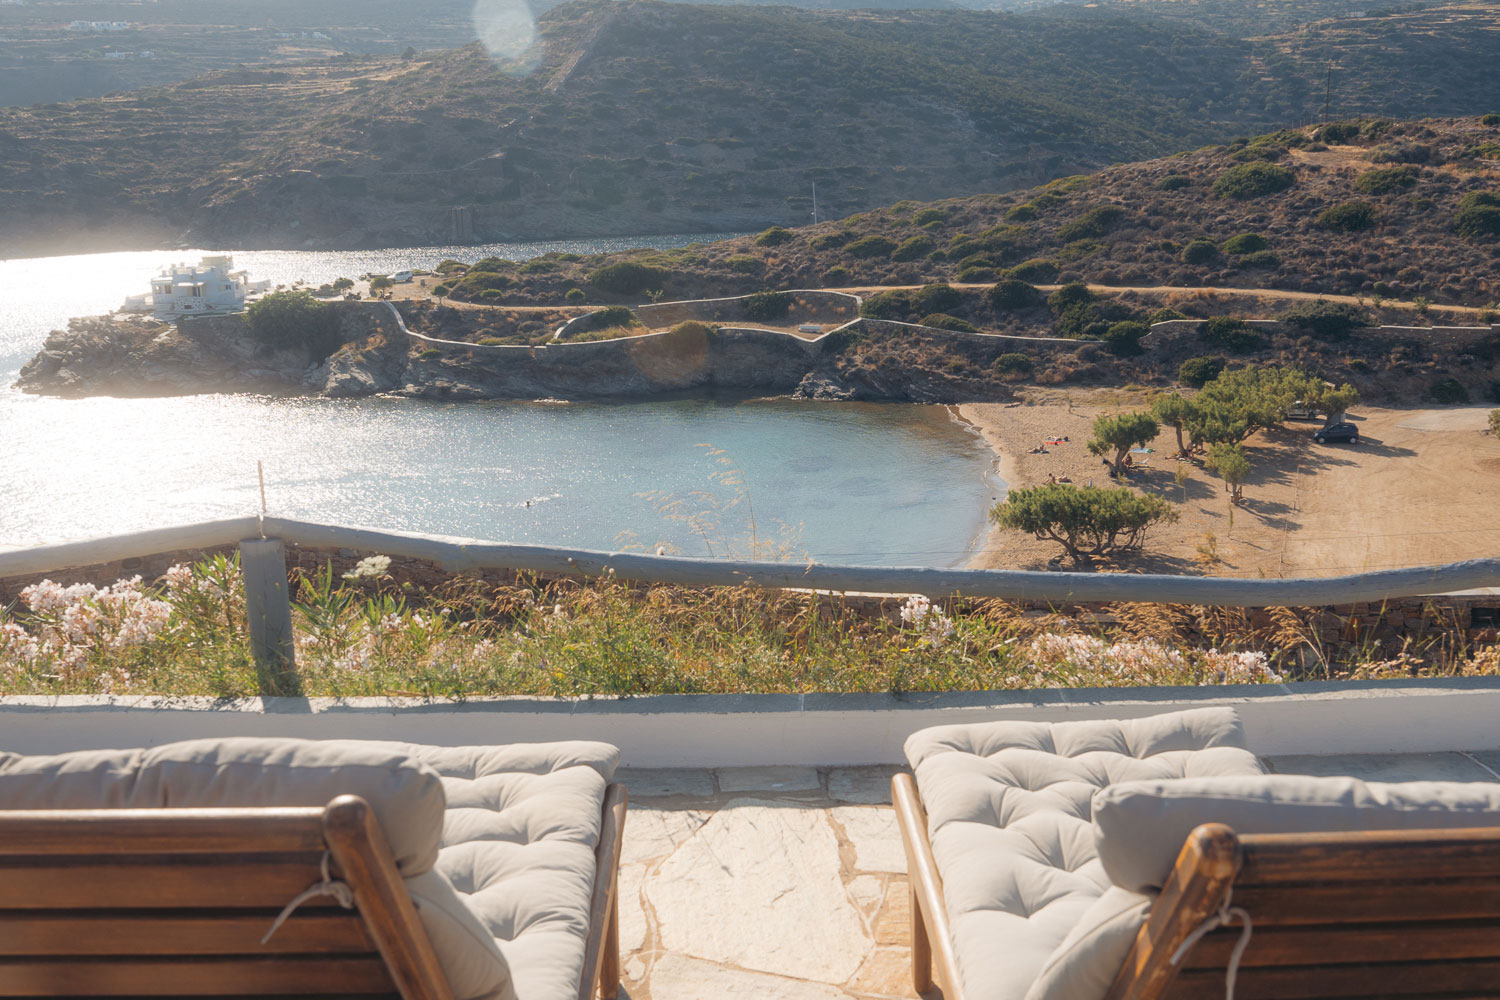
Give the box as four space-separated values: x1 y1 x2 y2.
121 256 271 320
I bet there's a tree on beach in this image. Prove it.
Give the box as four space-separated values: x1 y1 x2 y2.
1206 443 1251 504
1087 411 1159 475
990 483 1178 566
1150 392 1196 455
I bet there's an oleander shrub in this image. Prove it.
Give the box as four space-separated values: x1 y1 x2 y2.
1179 355 1226 387
1213 162 1295 200
1007 259 1059 283
1198 316 1263 353
587 261 669 295
809 232 853 252
845 235 898 259
920 313 977 332
754 226 793 247
1317 201 1379 232
909 283 962 315
1182 239 1220 265
1429 378 1470 403
1280 300 1371 339
1455 193 1500 240
1221 233 1268 255
1103 321 1148 356
992 353 1034 376
1056 205 1126 242
742 290 792 322
1355 166 1418 195
892 235 935 261
990 279 1044 310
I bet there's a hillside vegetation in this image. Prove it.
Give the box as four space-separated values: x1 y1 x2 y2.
457 117 1500 307
8 0 1500 254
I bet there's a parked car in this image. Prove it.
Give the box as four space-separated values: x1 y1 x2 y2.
1287 400 1319 420
1314 422 1359 444
389 270 414 283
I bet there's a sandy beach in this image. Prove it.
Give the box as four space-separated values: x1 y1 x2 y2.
959 391 1500 576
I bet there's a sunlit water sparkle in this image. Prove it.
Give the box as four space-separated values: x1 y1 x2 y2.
0 239 1000 564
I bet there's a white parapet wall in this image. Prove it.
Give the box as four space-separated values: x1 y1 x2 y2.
3 679 1500 766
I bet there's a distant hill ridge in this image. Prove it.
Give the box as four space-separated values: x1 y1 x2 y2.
5 0 1500 255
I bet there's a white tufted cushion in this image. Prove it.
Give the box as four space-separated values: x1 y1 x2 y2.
387 741 621 1000
904 708 1265 1000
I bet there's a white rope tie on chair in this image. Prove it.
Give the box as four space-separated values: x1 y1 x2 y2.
1168 888 1253 1000
261 851 355 944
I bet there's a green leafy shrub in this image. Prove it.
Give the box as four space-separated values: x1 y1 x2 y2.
742 290 792 322
1456 192 1500 240
1317 121 1363 143
990 279 1043 310
809 232 853 252
754 226 793 247
892 235 935 261
1006 203 1039 222
1429 378 1470 404
1179 355 1226 387
1355 166 1418 195
456 271 513 295
845 235 898 259
910 283 962 315
587 261 669 295
1149 308 1187 323
920 313 977 332
1317 201 1379 232
478 289 505 301
1103 321 1148 356
1056 205 1126 242
1182 239 1219 265
913 207 948 226
565 288 586 304
1484 114 1500 126
1235 251 1280 269
434 260 467 275
1048 283 1093 312
1155 175 1191 191
1368 142 1430 164
823 266 851 284
432 283 452 296
1280 300 1371 339
1008 259 1059 283
956 266 996 282
417 348 443 360
1213 162 1295 200
246 291 343 358
860 290 910 320
1198 316 1263 353
725 254 763 273
992 353 1034 376
585 305 636 330
1221 233 1268 255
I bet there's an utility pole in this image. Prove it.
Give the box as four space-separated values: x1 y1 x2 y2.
810 182 818 225
1323 63 1333 122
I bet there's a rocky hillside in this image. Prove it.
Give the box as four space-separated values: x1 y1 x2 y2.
452 118 1500 308
7 0 1500 254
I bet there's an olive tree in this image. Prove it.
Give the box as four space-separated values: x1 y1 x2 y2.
1087 411 1159 475
990 483 1179 566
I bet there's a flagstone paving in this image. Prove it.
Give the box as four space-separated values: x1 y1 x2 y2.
615 765 913 1000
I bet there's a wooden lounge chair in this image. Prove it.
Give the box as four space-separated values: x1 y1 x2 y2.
0 739 629 1000
1105 822 1500 1000
0 788 628 1000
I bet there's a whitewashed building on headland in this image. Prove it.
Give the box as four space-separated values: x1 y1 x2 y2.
122 256 271 320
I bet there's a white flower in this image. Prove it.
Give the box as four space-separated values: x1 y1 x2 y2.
343 555 392 581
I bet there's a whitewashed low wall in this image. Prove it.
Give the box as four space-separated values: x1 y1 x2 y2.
3 679 1499 765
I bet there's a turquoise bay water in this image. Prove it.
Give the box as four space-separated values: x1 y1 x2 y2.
0 239 1000 564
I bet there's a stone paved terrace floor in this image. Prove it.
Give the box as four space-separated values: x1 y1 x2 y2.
615 751 1500 999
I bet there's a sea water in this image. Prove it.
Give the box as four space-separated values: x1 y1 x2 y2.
0 239 1000 564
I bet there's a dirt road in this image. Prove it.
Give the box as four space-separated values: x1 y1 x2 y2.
960 396 1500 576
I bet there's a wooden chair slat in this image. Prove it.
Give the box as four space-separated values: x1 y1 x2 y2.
0 860 337 909
580 783 628 1000
1230 878 1500 924
0 810 326 855
0 956 394 996
1238 830 1500 884
0 912 374 956
1168 958 1500 999
1185 919 1500 968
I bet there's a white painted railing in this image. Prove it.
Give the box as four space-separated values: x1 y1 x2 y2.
3 517 1499 670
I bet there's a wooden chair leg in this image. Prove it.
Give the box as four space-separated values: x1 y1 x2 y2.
911 878 933 994
599 865 621 1000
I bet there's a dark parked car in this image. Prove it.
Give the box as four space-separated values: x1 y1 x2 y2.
1313 422 1359 444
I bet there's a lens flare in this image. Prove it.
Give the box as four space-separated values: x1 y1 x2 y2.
472 0 539 72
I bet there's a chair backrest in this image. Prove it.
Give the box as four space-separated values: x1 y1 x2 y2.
1106 822 1500 1000
0 794 453 1000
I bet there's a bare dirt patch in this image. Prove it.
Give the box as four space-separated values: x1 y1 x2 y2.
960 398 1500 577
